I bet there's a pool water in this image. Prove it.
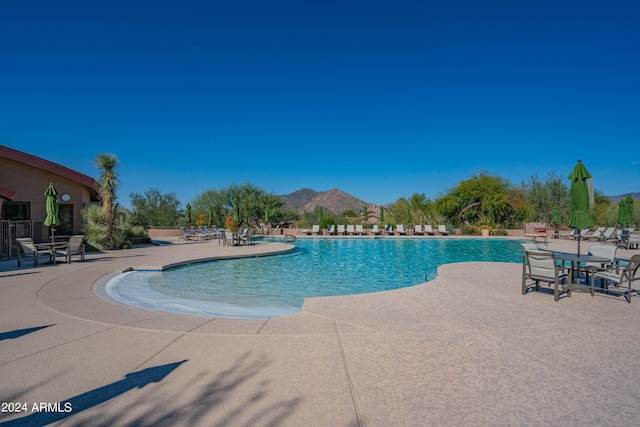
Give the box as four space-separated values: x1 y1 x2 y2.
105 238 526 318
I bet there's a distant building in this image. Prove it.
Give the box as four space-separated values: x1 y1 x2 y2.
0 144 99 236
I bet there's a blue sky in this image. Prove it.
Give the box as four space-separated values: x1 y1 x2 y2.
2 1 638 208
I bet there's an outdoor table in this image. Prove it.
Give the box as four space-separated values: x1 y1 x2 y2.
553 253 610 293
35 242 69 264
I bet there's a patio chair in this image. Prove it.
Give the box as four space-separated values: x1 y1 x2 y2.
384 225 393 235
414 225 424 235
396 224 407 235
520 242 543 253
345 225 354 235
355 225 364 235
15 238 52 267
371 224 380 235
522 250 568 301
438 225 450 235
312 225 320 235
54 235 86 264
424 225 435 235
240 228 253 245
585 244 618 273
625 231 640 250
191 226 209 240
592 254 640 303
337 225 346 235
224 230 238 246
327 224 335 235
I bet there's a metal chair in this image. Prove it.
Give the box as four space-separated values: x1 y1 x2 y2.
15 238 52 267
522 250 568 301
592 254 640 303
54 235 85 263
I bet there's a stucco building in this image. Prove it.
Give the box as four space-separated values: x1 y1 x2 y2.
1 145 99 256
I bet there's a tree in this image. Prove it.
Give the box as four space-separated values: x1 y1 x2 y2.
521 173 570 224
83 153 125 249
191 182 294 228
129 188 182 227
434 172 526 228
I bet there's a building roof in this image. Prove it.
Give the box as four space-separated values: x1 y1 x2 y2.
0 184 17 201
0 145 100 194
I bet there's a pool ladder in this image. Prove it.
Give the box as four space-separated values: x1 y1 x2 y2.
283 235 296 243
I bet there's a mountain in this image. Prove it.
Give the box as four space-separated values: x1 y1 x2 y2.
608 192 640 202
280 188 371 214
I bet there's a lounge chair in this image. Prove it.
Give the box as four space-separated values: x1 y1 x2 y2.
346 225 355 235
54 235 85 264
414 225 424 235
592 254 640 303
438 225 450 235
384 225 393 235
396 224 407 235
327 224 335 235
15 238 52 267
522 250 568 301
337 225 346 235
180 226 196 240
585 226 606 241
312 225 321 235
190 226 209 240
559 229 578 239
424 225 435 235
355 225 364 235
371 224 380 235
601 227 617 242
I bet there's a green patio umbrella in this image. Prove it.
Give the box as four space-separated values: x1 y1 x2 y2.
44 183 60 242
264 207 269 224
317 206 323 223
185 203 192 224
617 199 626 225
622 195 634 227
568 160 594 256
208 205 214 225
551 204 559 225
380 205 384 222
232 199 240 223
406 205 411 225
363 205 368 222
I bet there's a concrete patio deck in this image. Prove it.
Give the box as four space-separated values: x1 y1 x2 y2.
1 237 639 426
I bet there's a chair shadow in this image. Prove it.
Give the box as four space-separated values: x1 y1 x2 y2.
0 325 54 341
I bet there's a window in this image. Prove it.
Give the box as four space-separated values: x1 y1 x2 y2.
2 202 30 220
58 204 73 235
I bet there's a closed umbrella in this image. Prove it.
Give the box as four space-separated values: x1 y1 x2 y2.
623 195 634 228
617 199 626 225
363 205 368 222
380 205 384 223
185 203 192 224
44 183 60 243
568 160 594 256
551 204 559 225
406 205 411 225
232 199 240 223
317 206 323 223
208 205 214 225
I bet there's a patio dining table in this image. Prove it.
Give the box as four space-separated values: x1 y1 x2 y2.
35 242 69 264
553 252 611 294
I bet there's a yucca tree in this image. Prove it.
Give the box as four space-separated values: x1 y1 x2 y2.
93 153 120 248
95 153 119 225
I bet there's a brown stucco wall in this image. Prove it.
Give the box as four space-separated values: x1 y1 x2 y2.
0 157 94 234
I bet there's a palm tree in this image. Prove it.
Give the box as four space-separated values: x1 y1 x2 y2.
94 153 119 247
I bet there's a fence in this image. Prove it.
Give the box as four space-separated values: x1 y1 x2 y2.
0 220 47 260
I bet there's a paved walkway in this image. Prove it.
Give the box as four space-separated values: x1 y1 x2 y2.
1 237 639 426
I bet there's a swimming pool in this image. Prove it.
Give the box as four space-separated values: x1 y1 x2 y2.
104 238 526 319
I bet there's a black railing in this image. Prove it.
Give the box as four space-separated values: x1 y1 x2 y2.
0 220 47 259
